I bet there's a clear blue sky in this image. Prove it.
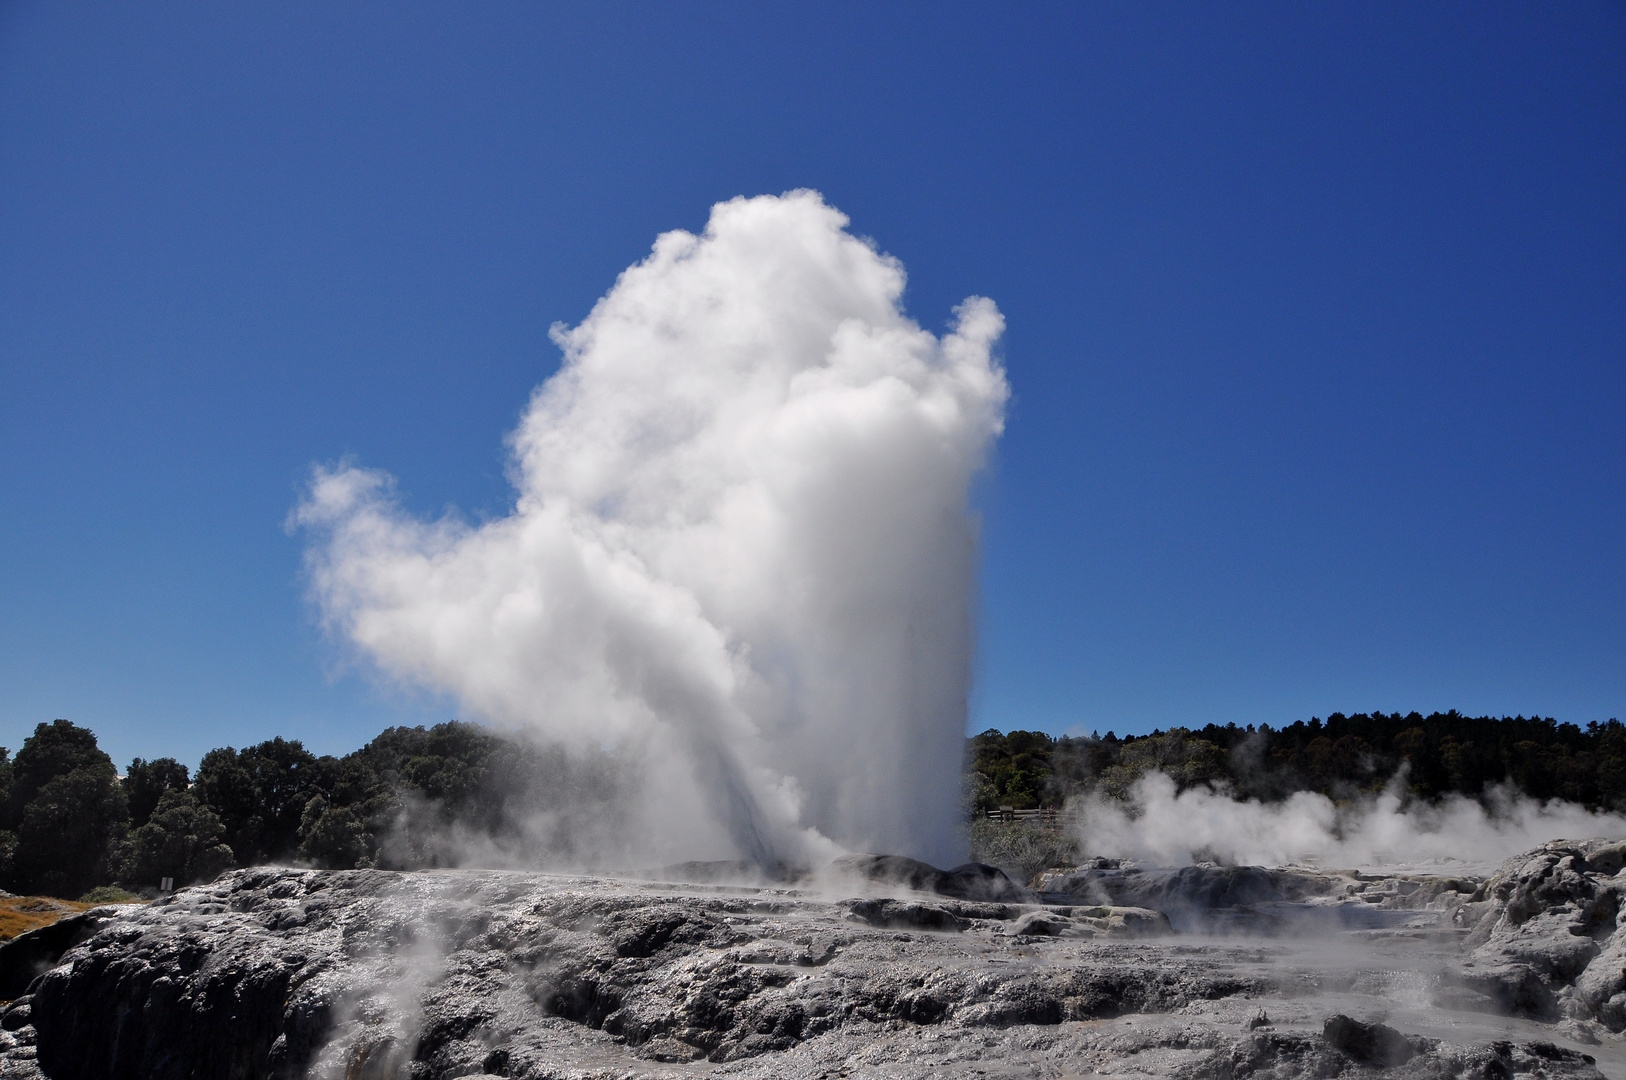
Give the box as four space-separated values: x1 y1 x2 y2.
2 3 1621 771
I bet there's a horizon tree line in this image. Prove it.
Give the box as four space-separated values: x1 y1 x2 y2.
0 710 1619 899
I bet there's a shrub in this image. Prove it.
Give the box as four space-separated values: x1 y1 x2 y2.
117 789 234 890
968 819 1080 884
78 886 142 904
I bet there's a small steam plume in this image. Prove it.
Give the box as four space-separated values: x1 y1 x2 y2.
1075 771 1626 873
296 191 1007 870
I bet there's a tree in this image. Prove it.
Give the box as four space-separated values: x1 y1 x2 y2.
117 789 234 890
239 738 321 857
194 747 260 858
15 760 129 897
124 757 190 828
0 830 16 891
966 729 1057 811
8 720 111 828
195 738 321 863
0 749 14 822
1097 729 1225 800
1 721 128 896
297 796 369 869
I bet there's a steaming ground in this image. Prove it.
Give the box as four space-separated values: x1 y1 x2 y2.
297 191 1006 872
1069 770 1626 875
6 838 1622 1078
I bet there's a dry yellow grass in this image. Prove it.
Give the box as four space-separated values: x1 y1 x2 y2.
0 897 124 941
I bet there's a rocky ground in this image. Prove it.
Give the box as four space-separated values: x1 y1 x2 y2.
0 840 1622 1079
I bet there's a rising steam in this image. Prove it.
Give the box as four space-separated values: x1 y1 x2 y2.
1075 771 1626 873
296 191 1007 870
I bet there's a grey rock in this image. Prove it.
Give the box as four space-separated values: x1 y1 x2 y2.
842 897 969 931
1322 1013 1423 1066
1035 860 1493 936
0 910 120 1000
640 860 800 886
1457 839 1626 1028
1008 910 1075 937
1 852 1616 1079
1007 905 1171 939
0 1005 28 1033
826 854 1029 902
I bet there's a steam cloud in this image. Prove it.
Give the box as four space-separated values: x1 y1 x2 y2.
296 191 1007 870
1076 771 1626 873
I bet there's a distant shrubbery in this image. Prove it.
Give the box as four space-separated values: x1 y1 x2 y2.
965 712 1626 816
965 817 1080 882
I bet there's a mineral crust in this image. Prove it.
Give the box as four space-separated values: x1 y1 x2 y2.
0 841 1619 1079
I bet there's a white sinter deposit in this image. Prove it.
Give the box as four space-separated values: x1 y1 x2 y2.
6 840 1623 1079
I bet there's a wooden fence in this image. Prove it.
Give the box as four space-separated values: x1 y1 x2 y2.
983 806 1079 826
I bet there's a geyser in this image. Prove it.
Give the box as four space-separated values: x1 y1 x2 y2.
296 191 1007 870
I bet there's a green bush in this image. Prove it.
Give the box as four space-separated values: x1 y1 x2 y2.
78 885 142 904
967 819 1079 884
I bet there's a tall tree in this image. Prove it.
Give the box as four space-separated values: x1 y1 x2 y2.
15 761 128 897
123 757 190 828
3 721 129 895
117 789 233 889
195 738 320 863
8 720 110 827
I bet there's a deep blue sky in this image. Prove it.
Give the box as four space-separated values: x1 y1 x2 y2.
2 3 1621 770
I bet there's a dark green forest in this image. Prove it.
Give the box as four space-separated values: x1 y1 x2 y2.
0 710 1620 899
967 712 1626 814
0 719 617 900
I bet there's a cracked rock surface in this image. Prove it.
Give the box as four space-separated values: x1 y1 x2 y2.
1458 838 1626 1028
0 844 1622 1079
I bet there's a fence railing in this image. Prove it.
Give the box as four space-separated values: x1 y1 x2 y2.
984 806 1075 825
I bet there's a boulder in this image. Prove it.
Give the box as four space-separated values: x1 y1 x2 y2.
826 854 1029 902
1321 1014 1423 1067
1458 839 1626 1028
1006 906 1170 939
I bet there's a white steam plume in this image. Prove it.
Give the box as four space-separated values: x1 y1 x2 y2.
295 191 1007 870
1076 771 1626 873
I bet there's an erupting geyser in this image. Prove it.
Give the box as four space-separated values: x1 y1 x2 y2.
296 191 1008 870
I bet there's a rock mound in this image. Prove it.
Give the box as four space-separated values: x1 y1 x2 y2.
825 854 1030 902
1034 860 1356 932
0 848 1615 1078
0 866 1262 1078
1006 905 1170 939
1321 1014 1423 1067
1456 838 1626 1027
1033 858 1487 935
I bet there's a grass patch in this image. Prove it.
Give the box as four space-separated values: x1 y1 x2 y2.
0 897 97 942
0 892 148 942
